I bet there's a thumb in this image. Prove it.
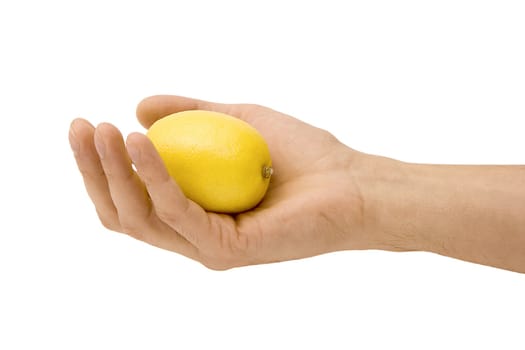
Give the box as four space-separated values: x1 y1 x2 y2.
136 95 250 129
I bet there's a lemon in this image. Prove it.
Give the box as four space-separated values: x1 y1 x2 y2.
146 110 273 213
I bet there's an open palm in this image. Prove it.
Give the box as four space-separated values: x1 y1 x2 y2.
69 95 365 269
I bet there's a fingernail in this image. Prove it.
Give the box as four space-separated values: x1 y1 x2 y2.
68 125 80 155
94 132 106 159
127 143 141 163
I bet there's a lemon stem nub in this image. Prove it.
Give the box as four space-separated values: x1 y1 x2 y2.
262 166 273 179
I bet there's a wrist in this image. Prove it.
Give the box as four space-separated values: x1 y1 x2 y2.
349 153 426 252
343 150 525 272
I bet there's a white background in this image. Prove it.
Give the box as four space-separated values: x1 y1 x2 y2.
1 0 524 349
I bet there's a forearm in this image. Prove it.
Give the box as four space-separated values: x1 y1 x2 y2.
355 154 525 273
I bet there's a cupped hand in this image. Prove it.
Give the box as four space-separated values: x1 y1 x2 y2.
69 95 368 269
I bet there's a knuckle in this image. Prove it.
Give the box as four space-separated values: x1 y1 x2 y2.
198 247 247 271
125 229 147 243
105 168 134 183
222 229 254 258
120 224 149 244
99 217 120 232
155 207 173 224
119 217 151 243
200 258 234 271
96 210 120 232
240 103 263 111
120 222 138 236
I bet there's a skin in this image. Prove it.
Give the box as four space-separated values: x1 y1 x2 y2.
69 95 525 272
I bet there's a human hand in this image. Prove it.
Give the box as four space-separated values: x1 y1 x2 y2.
69 95 374 269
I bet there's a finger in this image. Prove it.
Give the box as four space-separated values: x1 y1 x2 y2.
93 124 198 258
93 123 153 233
135 95 256 128
126 132 215 249
69 118 119 230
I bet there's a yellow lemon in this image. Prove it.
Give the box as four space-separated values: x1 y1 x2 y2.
146 110 273 213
